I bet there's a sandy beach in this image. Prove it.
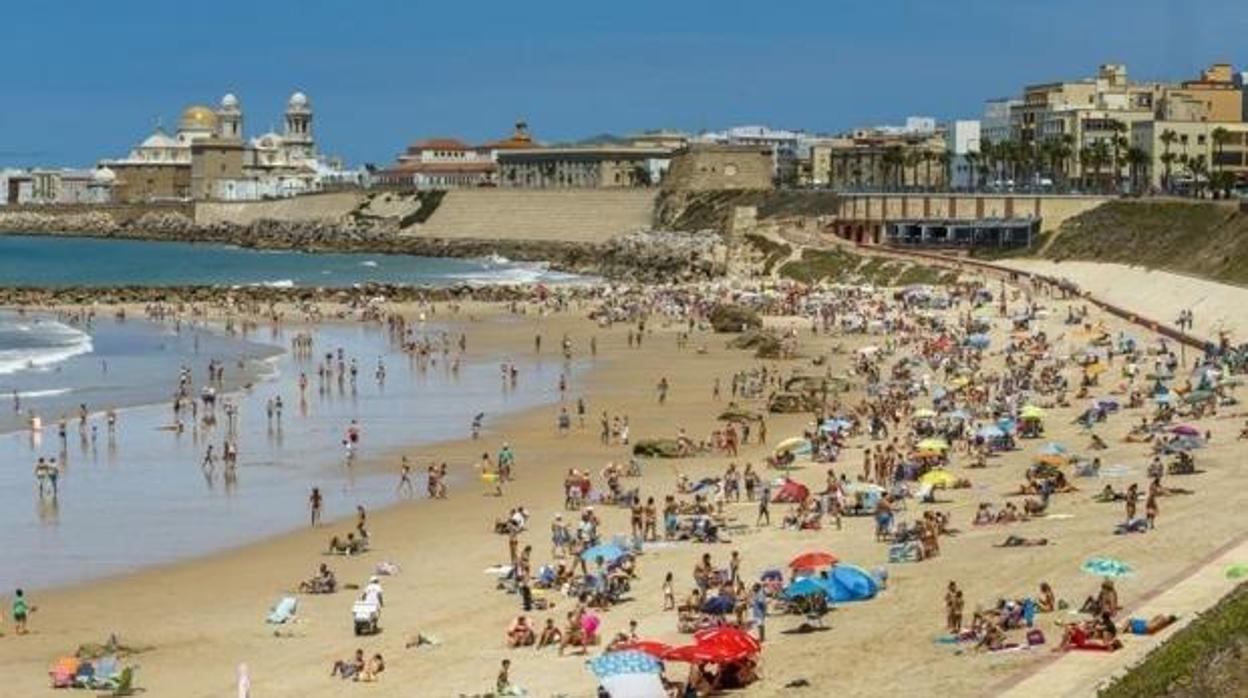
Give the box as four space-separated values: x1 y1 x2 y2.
0 270 1245 698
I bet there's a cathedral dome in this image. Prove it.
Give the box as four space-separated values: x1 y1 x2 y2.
220 93 240 109
180 105 218 131
288 91 309 109
93 166 116 183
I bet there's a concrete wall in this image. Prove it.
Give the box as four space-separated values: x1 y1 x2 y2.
194 190 367 225
416 189 657 243
832 193 1109 233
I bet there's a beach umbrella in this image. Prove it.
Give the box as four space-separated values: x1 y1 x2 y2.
824 564 879 603
1038 442 1067 456
919 469 958 488
1171 425 1201 437
789 551 838 571
977 425 1006 439
587 651 665 698
945 409 971 421
997 417 1016 433
783 577 830 599
581 543 628 564
916 437 950 452
965 333 991 349
1020 405 1045 420
774 437 811 456
913 408 937 419
1082 557 1133 578
1154 393 1176 405
771 480 810 503
844 482 885 496
693 626 762 657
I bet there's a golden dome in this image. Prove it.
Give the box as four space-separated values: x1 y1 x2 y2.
179 105 218 131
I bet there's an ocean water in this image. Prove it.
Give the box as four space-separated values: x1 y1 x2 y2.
0 315 583 590
0 312 281 433
0 234 587 287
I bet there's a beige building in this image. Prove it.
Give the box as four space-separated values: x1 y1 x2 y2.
1161 63 1244 123
498 147 671 188
663 144 773 191
817 131 948 190
1132 120 1248 190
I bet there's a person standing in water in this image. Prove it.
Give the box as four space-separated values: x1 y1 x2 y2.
310 487 323 527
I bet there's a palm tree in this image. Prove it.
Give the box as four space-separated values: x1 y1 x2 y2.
1125 147 1149 194
921 150 935 191
938 150 954 191
1189 154 1208 198
882 147 903 191
1211 127 1230 197
1159 129 1178 193
1058 134 1076 189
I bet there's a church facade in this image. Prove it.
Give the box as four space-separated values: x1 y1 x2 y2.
103 92 354 202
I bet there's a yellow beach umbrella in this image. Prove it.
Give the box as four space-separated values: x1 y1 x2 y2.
1020 405 1045 420
919 469 959 488
916 437 950 452
913 408 937 419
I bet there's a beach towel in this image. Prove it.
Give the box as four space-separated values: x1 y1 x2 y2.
50 656 80 688
375 561 401 576
266 596 298 624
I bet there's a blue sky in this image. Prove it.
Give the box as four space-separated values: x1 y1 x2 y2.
1 0 1245 167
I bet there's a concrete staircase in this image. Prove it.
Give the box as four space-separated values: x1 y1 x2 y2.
413 189 657 243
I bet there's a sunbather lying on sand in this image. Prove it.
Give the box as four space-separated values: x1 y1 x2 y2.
994 535 1049 548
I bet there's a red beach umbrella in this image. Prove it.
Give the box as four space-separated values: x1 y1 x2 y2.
789 551 839 571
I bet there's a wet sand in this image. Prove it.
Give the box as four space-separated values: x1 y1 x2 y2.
0 284 1244 698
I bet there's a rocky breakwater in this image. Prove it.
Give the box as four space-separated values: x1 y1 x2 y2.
0 208 727 283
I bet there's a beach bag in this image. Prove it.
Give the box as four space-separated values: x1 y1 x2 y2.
1026 629 1045 646
1129 618 1148 635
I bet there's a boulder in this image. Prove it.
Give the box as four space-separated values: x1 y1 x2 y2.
710 303 763 333
768 392 818 414
632 438 688 458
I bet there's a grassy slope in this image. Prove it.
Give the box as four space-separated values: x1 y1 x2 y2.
773 246 958 286
1100 583 1248 698
1004 201 1248 285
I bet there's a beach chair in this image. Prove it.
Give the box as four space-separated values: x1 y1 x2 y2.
98 666 138 696
266 595 298 624
888 541 921 563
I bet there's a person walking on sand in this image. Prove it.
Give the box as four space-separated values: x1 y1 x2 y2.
757 486 771 526
201 444 217 474
12 588 31 635
657 377 669 405
397 457 415 497
310 487 323 527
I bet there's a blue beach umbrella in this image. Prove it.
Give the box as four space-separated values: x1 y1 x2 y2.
783 577 829 599
825 564 879 603
965 334 991 349
582 543 628 564
977 425 1005 439
1039 442 1067 456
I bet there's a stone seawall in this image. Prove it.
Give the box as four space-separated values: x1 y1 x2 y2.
0 207 725 283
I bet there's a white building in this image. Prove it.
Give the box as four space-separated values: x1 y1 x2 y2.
982 98 1021 144
946 120 981 190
